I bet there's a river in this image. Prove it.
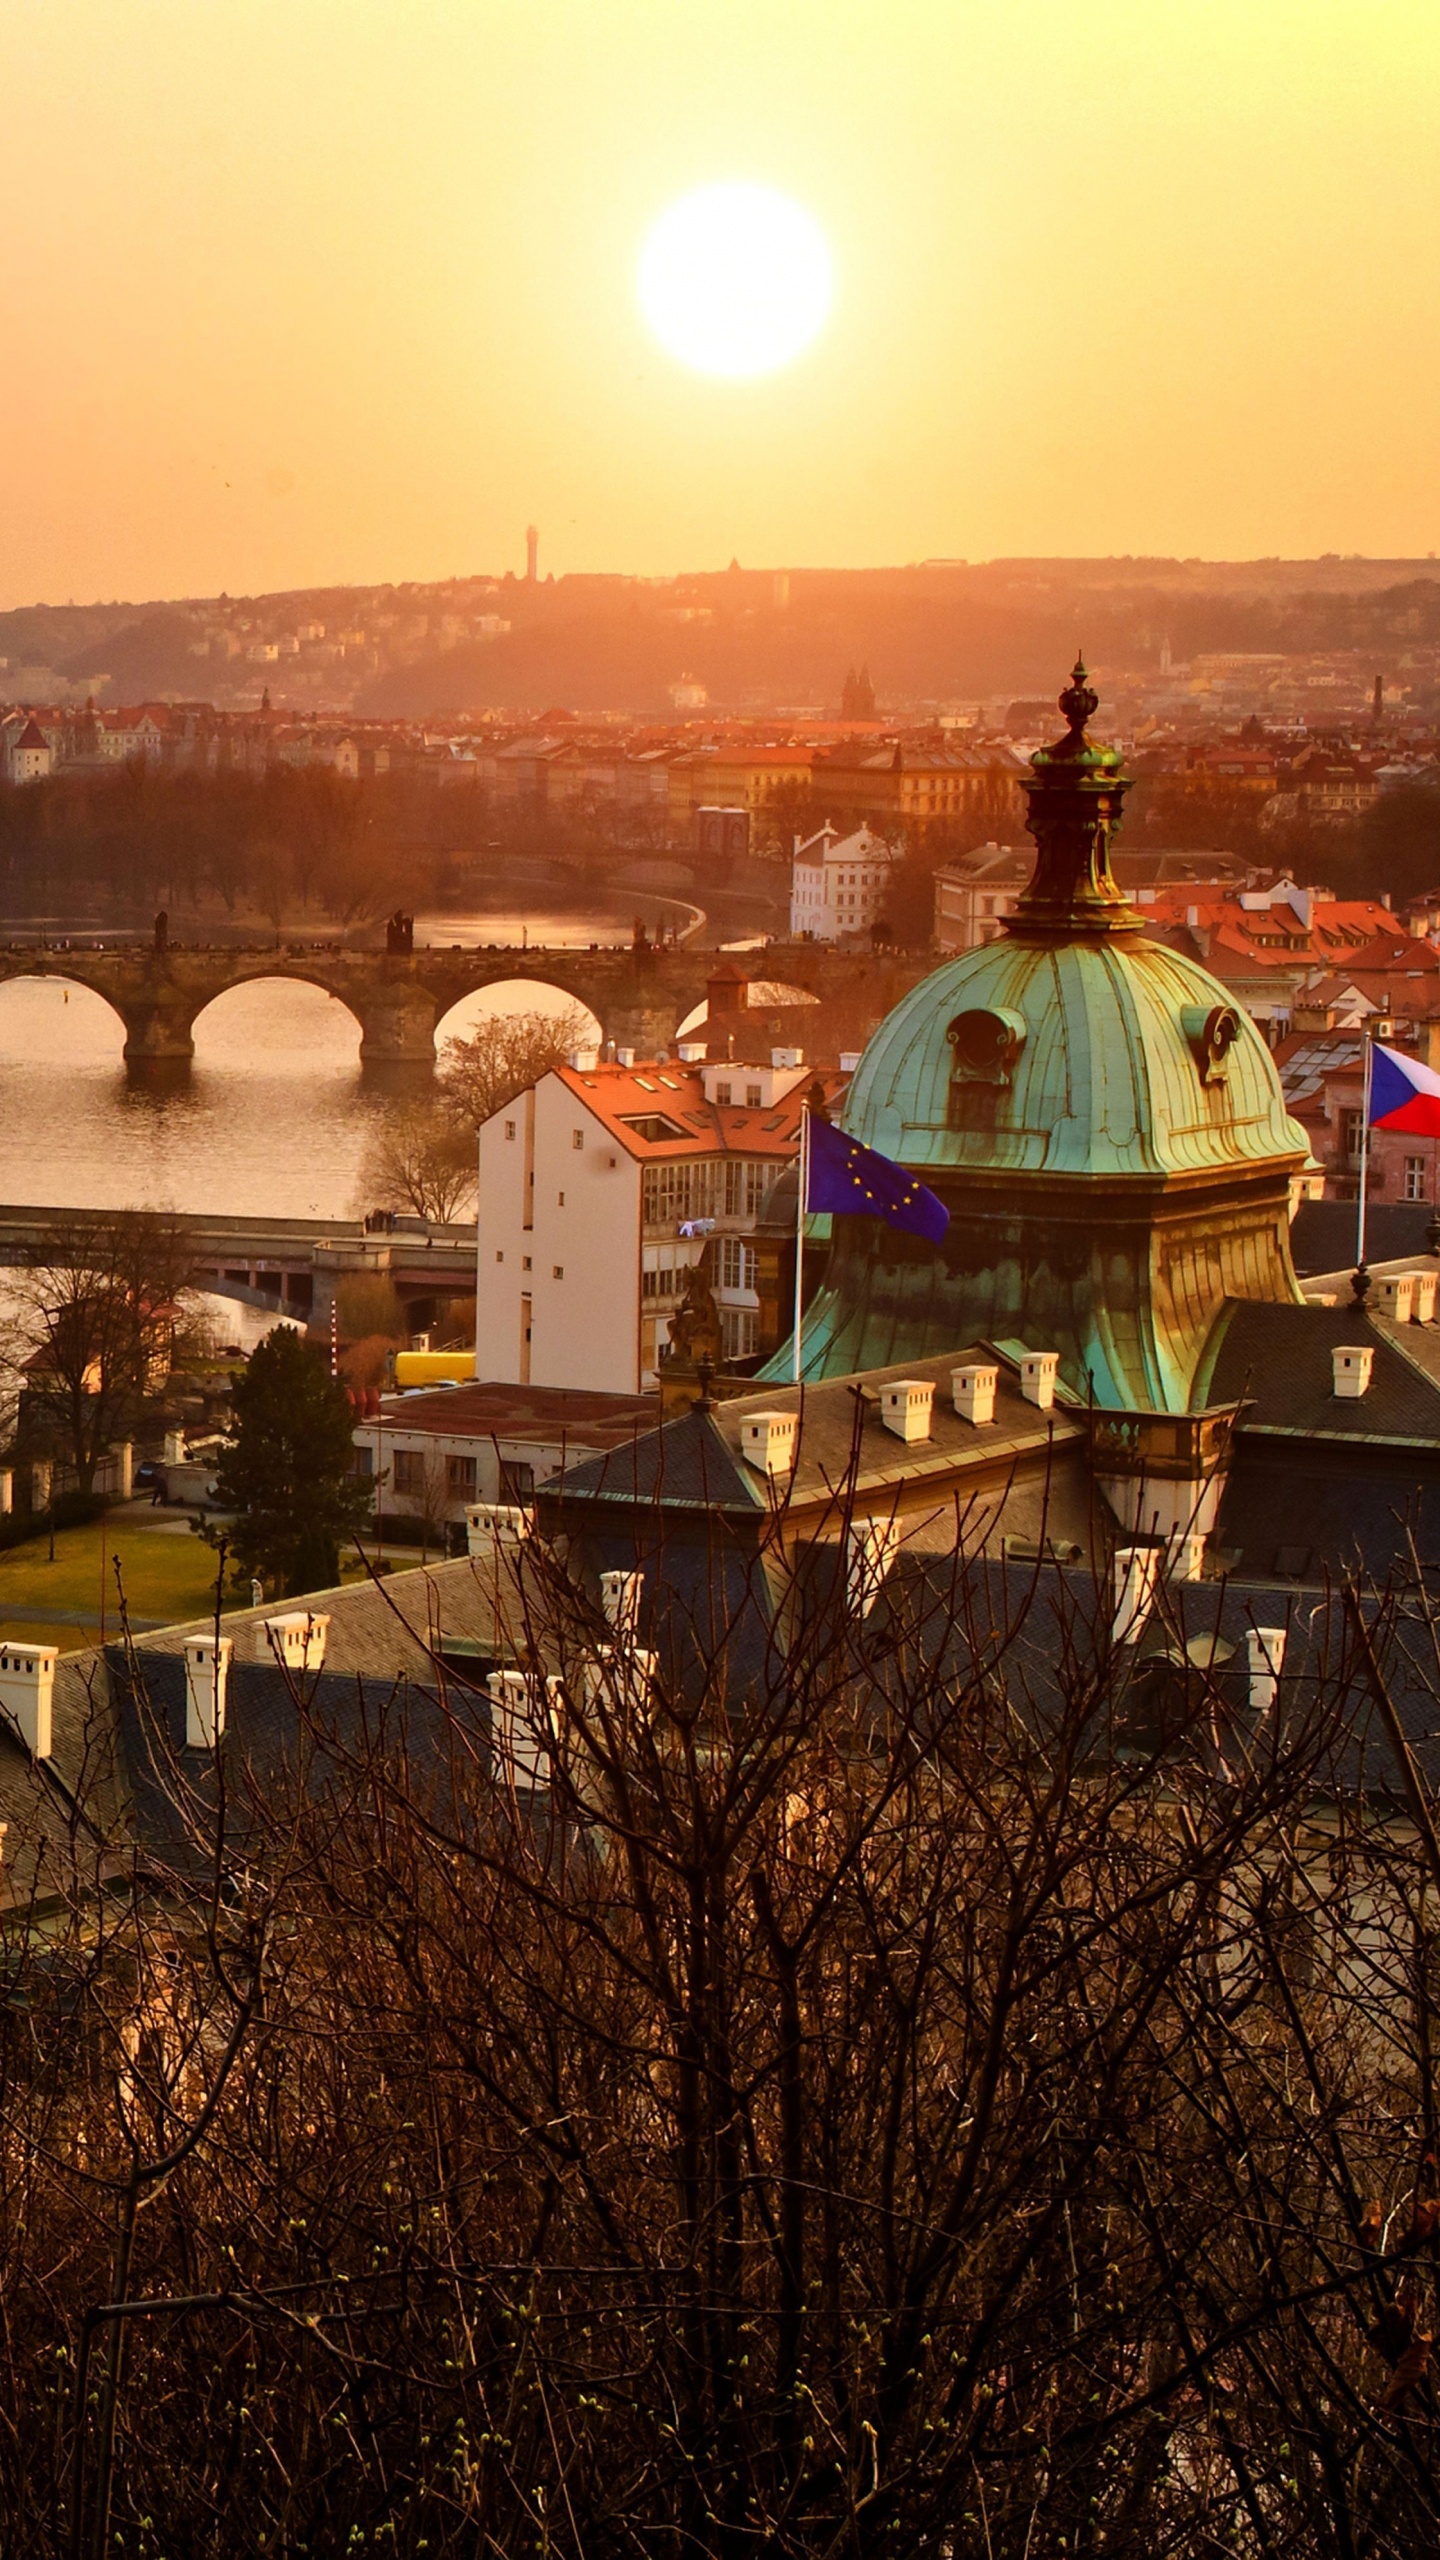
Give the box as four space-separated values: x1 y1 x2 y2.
0 897 695 1222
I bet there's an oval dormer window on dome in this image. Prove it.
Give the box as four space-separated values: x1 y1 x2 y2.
1181 1003 1241 1087
946 1006 1027 1132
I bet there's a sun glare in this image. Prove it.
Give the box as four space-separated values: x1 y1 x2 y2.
638 183 834 380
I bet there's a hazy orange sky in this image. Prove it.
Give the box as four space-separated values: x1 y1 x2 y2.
3 0 1438 605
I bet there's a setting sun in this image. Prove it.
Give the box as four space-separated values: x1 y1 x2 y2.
637 182 834 380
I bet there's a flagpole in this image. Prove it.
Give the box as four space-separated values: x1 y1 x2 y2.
792 1105 808 1385
1356 1031 1374 1274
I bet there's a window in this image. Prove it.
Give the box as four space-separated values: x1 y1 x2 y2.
720 1306 758 1359
552 1265 564 1279
557 1189 565 1206
499 1458 535 1501
572 1129 584 1150
745 1083 762 1107
715 1081 732 1105
522 1255 532 1271
1343 1109 1364 1168
495 1249 504 1262
504 1120 516 1140
393 1449 424 1496
1406 1156 1427 1201
719 1238 757 1292
354 1445 373 1477
446 1453 478 1499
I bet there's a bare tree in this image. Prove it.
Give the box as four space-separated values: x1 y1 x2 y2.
5 1518 1440 2550
3 1207 196 1496
437 1004 591 1131
356 1101 477 1223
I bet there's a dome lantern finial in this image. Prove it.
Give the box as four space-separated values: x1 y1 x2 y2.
1008 659 1143 941
1059 652 1097 738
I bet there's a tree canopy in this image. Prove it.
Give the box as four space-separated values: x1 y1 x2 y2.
207 1324 371 1595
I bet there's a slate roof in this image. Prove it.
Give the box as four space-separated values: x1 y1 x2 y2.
372 1380 657 1450
550 1348 1085 1521
1199 1298 1440 1443
1291 1200 1436 1274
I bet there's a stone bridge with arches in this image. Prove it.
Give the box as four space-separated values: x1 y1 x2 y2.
0 942 936 1066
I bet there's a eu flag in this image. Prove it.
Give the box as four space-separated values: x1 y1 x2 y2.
805 1115 949 1246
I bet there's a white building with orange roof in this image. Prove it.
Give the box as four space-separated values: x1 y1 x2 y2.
474 1051 843 1391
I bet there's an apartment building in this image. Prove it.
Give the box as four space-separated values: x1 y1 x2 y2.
475 1054 842 1391
790 824 902 940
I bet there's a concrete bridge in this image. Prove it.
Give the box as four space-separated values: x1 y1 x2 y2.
0 940 936 1066
0 1204 479 1330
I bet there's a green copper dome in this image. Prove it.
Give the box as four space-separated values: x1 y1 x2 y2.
767 661 1310 1413
842 934 1310 1184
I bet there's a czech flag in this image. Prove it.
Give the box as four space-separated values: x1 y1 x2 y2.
1369 1039 1440 1138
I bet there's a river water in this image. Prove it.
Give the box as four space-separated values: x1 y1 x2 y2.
0 899 687 1222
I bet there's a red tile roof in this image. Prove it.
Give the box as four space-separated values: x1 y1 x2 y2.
554 1062 845 1163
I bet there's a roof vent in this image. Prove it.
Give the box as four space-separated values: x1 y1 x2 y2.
1246 1625 1286 1714
952 1362 998 1427
739 1410 798 1478
263 1612 329 1673
1019 1350 1059 1411
1414 1271 1438 1324
878 1379 934 1444
184 1635 232 1749
1373 1273 1416 1323
466 1502 533 1553
484 1669 559 1788
599 1569 642 1637
1332 1344 1374 1399
1111 1545 1160 1646
0 1642 57 1759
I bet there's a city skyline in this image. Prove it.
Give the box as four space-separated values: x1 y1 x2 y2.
2 0 1438 607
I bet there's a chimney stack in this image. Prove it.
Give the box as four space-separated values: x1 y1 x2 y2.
952 1362 998 1427
1019 1351 1059 1411
184 1636 232 1749
0 1643 57 1759
1331 1345 1374 1399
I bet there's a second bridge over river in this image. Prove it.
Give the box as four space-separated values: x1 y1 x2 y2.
0 941 934 1066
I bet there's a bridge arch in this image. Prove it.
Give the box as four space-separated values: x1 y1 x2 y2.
433 975 604 1056
190 973 366 1058
0 968 131 1053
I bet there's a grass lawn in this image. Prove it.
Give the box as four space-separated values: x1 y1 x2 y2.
0 1506 370 1652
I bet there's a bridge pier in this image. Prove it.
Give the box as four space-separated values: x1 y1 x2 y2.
120 998 198 1064
356 988 441 1066
605 1001 685 1058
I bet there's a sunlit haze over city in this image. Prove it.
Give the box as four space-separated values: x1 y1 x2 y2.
3 0 1439 599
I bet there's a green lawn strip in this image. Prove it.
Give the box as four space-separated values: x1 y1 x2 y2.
0 1517 376 1653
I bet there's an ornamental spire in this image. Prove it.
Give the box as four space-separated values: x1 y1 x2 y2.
1007 659 1143 940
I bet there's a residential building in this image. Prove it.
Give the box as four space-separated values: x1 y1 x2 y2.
934 845 1251 956
789 824 902 940
6 717 53 784
813 739 1028 842
474 1054 844 1391
352 1379 655 1542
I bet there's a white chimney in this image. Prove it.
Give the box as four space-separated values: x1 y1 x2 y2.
1167 1531 1207 1584
0 1642 57 1758
1019 1351 1059 1411
184 1635 232 1749
1331 1345 1374 1399
771 1047 803 1069
163 1429 186 1466
1414 1271 1438 1324
676 1041 707 1063
739 1410 798 1478
599 1569 642 1637
878 1379 934 1445
1373 1273 1416 1323
466 1501 533 1554
847 1517 901 1616
1111 1546 1160 1646
952 1362 998 1426
263 1612 330 1672
1246 1625 1287 1714
485 1669 557 1787
616 1046 636 1068
838 1051 862 1073
567 1046 600 1071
